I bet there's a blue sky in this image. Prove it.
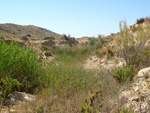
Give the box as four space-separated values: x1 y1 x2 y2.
1 0 150 38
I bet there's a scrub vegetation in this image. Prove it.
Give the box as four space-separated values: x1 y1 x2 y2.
1 17 150 112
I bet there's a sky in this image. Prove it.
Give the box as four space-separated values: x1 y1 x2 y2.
1 0 150 38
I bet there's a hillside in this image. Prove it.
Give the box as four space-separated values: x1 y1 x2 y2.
2 18 150 113
0 23 63 39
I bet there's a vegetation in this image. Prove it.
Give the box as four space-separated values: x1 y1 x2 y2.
114 20 150 83
137 18 145 24
3 19 150 112
43 37 55 40
117 20 150 68
40 45 48 51
0 41 45 98
113 65 136 83
44 50 52 56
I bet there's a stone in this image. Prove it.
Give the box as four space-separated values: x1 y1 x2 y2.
135 67 150 79
119 67 150 112
4 92 36 105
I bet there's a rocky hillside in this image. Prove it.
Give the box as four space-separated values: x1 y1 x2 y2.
0 23 63 39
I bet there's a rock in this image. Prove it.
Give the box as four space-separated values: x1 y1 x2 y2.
84 55 125 70
135 67 150 79
4 92 36 105
119 67 150 112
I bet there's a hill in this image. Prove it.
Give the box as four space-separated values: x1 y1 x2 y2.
0 23 63 39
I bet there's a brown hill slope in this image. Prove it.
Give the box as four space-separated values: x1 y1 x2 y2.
0 23 63 39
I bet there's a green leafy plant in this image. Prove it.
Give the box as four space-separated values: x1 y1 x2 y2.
0 76 21 98
0 40 44 94
113 65 136 83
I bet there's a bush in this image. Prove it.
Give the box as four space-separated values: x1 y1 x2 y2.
43 37 55 40
137 18 145 24
96 50 102 58
96 47 114 58
113 65 136 83
134 48 150 69
40 45 48 51
88 37 97 46
0 40 44 98
88 35 106 50
0 76 21 98
117 20 150 68
44 50 52 56
96 35 106 49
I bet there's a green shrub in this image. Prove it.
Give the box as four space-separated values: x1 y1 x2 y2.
88 35 106 50
134 48 150 69
113 65 136 83
0 40 44 96
40 45 48 51
107 47 114 59
96 47 114 58
96 35 106 49
44 50 52 56
88 37 97 46
0 76 21 98
96 50 102 58
43 37 55 40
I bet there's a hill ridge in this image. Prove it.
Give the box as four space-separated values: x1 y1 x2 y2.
0 23 63 39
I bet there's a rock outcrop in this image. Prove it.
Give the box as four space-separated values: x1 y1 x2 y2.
119 67 150 113
84 55 125 70
4 92 36 105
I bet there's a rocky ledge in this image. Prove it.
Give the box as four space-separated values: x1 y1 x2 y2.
120 67 150 113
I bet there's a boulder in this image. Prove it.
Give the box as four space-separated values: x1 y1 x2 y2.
4 92 36 105
119 67 150 113
135 67 150 79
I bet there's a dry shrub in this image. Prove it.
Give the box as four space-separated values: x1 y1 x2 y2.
41 40 55 47
117 20 150 68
